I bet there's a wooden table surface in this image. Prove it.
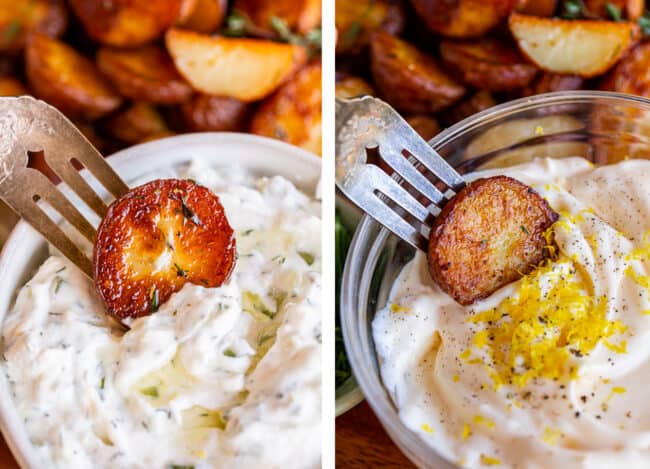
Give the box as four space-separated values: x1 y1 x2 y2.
0 436 17 469
336 400 415 468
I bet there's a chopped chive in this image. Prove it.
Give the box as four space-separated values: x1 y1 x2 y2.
140 386 159 398
605 2 622 21
521 225 529 234
174 263 187 277
298 251 315 266
55 266 66 273
54 277 64 294
169 465 194 469
100 377 105 390
223 349 236 357
272 255 286 264
242 229 254 236
180 199 201 225
150 287 159 313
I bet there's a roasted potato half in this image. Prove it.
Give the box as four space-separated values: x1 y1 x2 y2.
440 38 537 91
181 94 249 132
0 0 67 53
601 42 650 97
509 13 639 77
104 103 169 144
410 0 517 38
522 73 584 97
428 176 558 305
335 74 375 99
177 0 226 33
251 62 322 155
370 31 465 114
166 28 308 102
234 0 321 35
584 0 643 20
0 77 28 96
336 0 406 53
97 46 192 104
26 34 122 120
69 0 182 47
94 179 236 321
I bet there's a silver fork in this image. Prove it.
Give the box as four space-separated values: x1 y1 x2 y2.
335 96 466 252
0 96 130 278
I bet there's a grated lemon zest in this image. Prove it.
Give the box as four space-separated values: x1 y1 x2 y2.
480 454 501 466
421 423 434 434
473 415 495 429
453 374 460 382
542 427 562 446
390 303 410 313
462 423 472 440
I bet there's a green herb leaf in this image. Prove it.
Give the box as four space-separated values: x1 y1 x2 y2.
100 377 105 390
174 263 187 278
150 287 159 313
223 349 236 357
222 12 248 37
605 2 622 20
269 16 292 41
242 291 276 319
521 225 530 234
639 12 650 35
170 465 195 469
562 0 586 18
140 386 159 398
298 251 315 266
54 277 64 294
180 199 201 225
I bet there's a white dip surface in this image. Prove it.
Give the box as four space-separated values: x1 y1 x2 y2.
374 157 650 468
2 161 321 469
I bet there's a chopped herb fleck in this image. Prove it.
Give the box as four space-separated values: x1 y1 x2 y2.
54 277 64 294
140 386 159 398
298 251 315 265
174 263 187 277
180 199 201 225
258 333 275 346
605 2 622 21
223 349 236 357
100 377 105 389
55 266 66 273
150 287 159 313
242 229 254 236
521 225 529 234
640 12 650 35
169 465 194 469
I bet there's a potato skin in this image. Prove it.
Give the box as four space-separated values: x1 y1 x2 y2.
405 115 440 141
25 34 122 120
94 179 236 321
601 42 650 97
97 46 192 104
235 0 321 35
0 0 68 53
181 94 249 132
370 31 465 113
335 74 375 99
428 176 558 305
444 90 496 125
522 72 584 97
176 0 226 33
0 77 28 96
440 38 537 91
336 0 406 53
251 62 322 155
104 103 169 144
515 0 557 16
410 0 517 38
69 0 182 47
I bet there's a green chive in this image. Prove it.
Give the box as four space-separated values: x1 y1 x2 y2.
605 2 622 21
223 349 236 357
54 277 64 294
140 386 159 398
174 263 187 277
298 251 315 266
521 225 530 234
100 377 105 389
150 287 159 313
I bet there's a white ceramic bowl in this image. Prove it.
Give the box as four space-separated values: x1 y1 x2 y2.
0 132 321 468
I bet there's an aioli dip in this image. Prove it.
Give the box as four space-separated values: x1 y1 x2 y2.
374 157 650 468
2 161 322 469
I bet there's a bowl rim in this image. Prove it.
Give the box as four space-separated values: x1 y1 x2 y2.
341 90 650 468
0 131 321 468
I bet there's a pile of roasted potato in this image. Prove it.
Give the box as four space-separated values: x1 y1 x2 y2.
336 0 650 141
0 0 322 164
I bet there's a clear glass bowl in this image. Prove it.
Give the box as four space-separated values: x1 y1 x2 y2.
340 91 650 468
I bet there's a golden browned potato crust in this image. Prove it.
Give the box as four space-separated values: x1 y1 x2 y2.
104 103 169 144
410 0 517 38
515 0 557 16
25 34 122 120
601 42 650 97
336 0 406 53
250 62 322 155
440 38 537 91
234 0 321 35
370 31 465 114
97 46 193 104
181 94 249 132
176 0 226 33
445 90 496 125
428 175 558 305
522 72 584 97
335 74 375 99
0 77 28 96
0 0 68 53
69 0 182 47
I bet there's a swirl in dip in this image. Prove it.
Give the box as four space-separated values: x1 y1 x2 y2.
2 161 321 468
374 157 650 468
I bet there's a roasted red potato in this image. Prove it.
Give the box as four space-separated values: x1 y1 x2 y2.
104 103 169 144
428 176 558 305
410 0 517 38
444 90 496 125
166 28 308 102
601 42 650 97
234 0 321 35
584 0 643 20
177 0 226 33
370 31 465 114
25 34 122 120
336 0 406 53
97 46 192 105
181 94 249 132
0 77 28 96
522 73 584 97
0 0 67 53
69 0 182 47
251 62 322 155
509 13 639 77
335 74 375 99
140 131 176 143
405 115 440 141
515 0 557 16
94 179 236 321
440 38 537 91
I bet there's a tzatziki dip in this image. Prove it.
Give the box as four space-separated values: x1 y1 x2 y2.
2 160 321 469
374 157 650 468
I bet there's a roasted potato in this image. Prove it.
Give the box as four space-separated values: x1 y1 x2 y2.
104 103 169 144
440 38 537 91
370 31 465 114
0 77 28 96
69 0 182 47
445 90 497 125
405 115 440 141
181 94 249 132
584 0 643 20
522 72 584 97
251 62 322 155
234 0 321 35
0 0 67 53
410 0 517 38
336 0 406 53
25 34 122 120
166 28 308 102
509 13 639 77
139 131 176 143
428 176 558 305
97 46 192 104
335 74 375 99
94 179 236 321
515 0 557 16
601 42 650 97
177 0 226 33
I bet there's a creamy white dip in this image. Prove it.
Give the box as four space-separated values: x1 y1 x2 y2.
374 157 650 468
2 161 321 469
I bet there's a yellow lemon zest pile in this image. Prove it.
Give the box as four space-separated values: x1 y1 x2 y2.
464 257 627 389
390 303 410 313
480 454 501 466
542 427 562 446
462 423 472 440
473 415 495 429
421 423 434 434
